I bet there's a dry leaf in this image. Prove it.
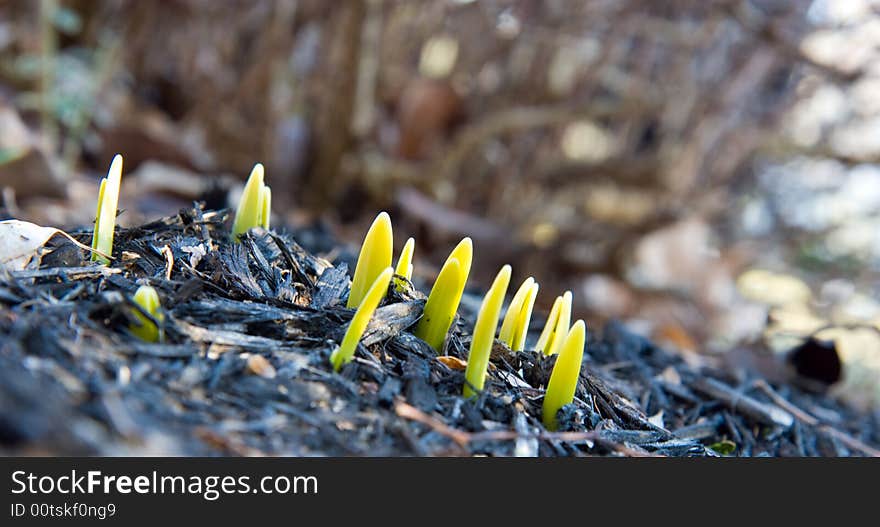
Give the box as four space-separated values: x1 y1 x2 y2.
0 219 99 271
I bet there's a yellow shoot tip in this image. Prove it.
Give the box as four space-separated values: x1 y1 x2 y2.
394 237 415 292
331 267 394 371
414 257 465 351
348 212 393 308
498 277 535 347
448 237 473 278
232 163 272 241
542 320 586 430
130 285 164 343
412 237 473 350
91 154 123 265
535 295 563 354
512 282 539 352
546 290 573 356
463 264 511 398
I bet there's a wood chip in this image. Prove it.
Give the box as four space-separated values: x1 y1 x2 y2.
246 355 277 379
436 355 467 370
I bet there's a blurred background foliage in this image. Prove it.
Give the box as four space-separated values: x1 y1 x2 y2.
2 0 880 407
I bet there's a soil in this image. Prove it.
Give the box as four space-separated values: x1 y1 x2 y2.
1 205 878 457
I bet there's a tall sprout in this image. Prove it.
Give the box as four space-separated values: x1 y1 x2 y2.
331 267 394 371
91 154 123 265
463 265 511 398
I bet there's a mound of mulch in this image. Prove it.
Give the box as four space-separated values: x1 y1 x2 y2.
1 205 878 456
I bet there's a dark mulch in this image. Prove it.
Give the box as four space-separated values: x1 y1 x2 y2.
1 205 878 456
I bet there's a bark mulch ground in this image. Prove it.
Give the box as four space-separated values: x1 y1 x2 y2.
1 205 878 456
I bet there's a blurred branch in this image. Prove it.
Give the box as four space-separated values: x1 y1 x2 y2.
426 98 657 186
39 0 58 150
722 0 864 83
307 0 366 209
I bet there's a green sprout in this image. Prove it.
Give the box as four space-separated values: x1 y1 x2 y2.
511 281 539 352
498 277 539 351
534 294 562 354
542 319 586 430
130 285 164 343
413 237 473 351
413 257 464 351
231 163 272 241
463 264 511 398
330 267 394 371
546 290 573 355
91 154 123 264
347 212 393 308
394 237 415 292
535 290 572 355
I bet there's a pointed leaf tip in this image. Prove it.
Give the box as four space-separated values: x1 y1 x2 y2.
232 163 270 240
348 212 394 308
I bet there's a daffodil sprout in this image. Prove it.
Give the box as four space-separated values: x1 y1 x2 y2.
535 295 562 354
394 237 415 292
414 237 473 352
546 290 573 355
231 163 272 241
512 281 539 352
130 285 164 343
498 277 538 351
91 154 123 264
414 257 464 351
463 264 511 398
331 267 394 371
542 320 586 430
535 291 572 355
348 212 393 308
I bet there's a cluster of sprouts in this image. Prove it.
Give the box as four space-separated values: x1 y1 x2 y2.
343 212 588 429
90 156 272 344
90 153 586 429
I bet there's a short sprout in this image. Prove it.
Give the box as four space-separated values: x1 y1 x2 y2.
394 237 415 292
413 237 472 351
231 163 272 241
542 320 586 430
347 212 393 308
414 257 464 351
130 285 164 343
